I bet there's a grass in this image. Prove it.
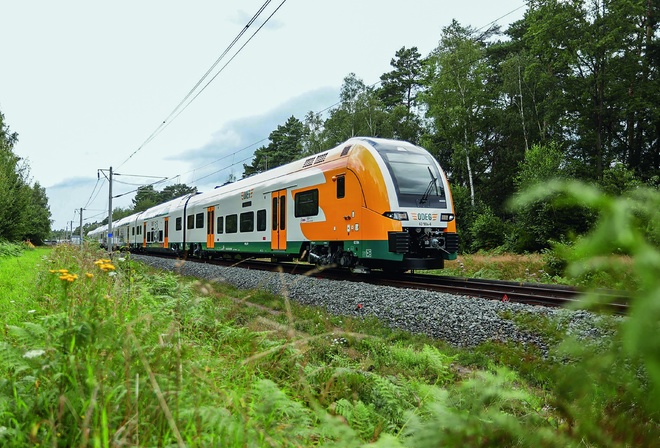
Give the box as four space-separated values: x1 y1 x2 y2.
0 242 657 446
424 251 639 291
440 252 548 282
0 244 47 326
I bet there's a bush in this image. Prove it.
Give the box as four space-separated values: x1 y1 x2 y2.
469 206 511 252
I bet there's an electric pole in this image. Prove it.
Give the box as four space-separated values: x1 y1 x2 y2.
79 207 83 248
108 166 113 255
98 167 114 255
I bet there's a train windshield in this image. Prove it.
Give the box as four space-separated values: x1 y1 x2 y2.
377 146 446 208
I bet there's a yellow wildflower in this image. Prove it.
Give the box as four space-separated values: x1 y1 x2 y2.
85 273 93 279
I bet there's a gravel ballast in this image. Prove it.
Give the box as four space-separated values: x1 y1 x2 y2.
131 254 608 349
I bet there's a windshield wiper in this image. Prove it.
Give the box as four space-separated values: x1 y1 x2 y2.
419 167 438 205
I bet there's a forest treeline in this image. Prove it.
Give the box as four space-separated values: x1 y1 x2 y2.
241 0 660 253
0 113 51 244
3 0 659 252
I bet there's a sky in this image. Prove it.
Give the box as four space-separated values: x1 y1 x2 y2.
0 0 527 231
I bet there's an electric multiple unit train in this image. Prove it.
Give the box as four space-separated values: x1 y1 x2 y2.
88 137 459 272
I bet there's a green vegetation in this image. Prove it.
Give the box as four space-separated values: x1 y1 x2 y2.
0 183 659 446
0 114 51 245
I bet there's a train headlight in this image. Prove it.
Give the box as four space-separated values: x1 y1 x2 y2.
440 213 455 222
384 211 409 221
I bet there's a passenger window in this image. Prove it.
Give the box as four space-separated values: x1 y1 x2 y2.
187 215 194 229
217 216 224 234
240 212 254 232
176 217 182 231
272 197 278 230
294 189 318 217
257 209 266 231
196 213 204 228
226 214 238 233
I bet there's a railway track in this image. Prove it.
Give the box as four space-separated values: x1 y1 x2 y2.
136 253 629 313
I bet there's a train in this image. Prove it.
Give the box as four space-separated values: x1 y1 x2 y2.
87 137 458 272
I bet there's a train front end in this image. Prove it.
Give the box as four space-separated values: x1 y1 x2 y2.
361 138 459 271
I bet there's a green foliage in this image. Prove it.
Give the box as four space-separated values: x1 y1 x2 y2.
0 240 25 257
5 183 660 445
243 116 308 177
509 143 595 251
400 368 563 447
469 206 511 252
0 112 51 243
377 46 425 143
320 73 393 146
512 180 660 442
131 183 197 214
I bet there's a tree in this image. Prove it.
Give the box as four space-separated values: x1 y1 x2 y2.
421 20 496 206
132 185 159 212
22 182 52 244
301 111 325 156
379 47 423 113
377 47 426 143
518 0 660 181
321 73 391 145
160 183 197 202
0 113 30 241
510 142 593 251
0 111 52 243
243 116 307 177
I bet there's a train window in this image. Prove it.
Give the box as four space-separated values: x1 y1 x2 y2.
147 232 152 243
187 215 194 229
336 175 345 199
132 226 135 236
217 216 224 234
159 230 163 242
176 217 182 231
295 189 318 217
279 196 286 230
257 209 266 231
226 214 238 233
272 197 278 230
196 213 204 228
240 212 254 232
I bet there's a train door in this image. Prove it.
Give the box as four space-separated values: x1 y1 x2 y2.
142 222 147 248
206 206 215 249
164 217 169 249
271 190 287 251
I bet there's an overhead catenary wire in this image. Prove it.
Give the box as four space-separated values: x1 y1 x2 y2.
162 0 289 132
116 0 283 170
117 3 524 193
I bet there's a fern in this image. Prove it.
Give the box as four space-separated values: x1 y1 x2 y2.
369 375 404 427
247 378 314 443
